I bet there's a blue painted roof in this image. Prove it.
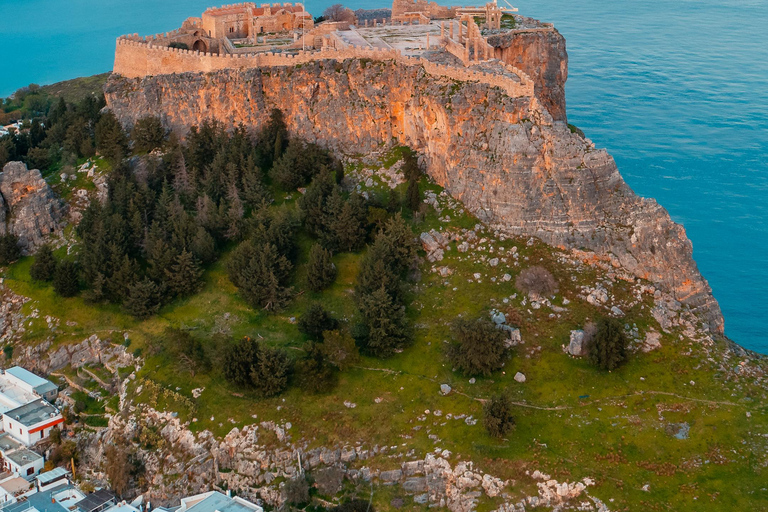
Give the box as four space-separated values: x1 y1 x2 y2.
6 367 48 388
2 490 69 512
186 493 260 512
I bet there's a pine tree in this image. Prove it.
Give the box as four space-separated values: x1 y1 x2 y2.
406 177 422 212
273 129 285 164
123 278 163 319
357 285 410 357
306 244 337 292
587 317 629 371
387 188 401 213
131 116 166 153
355 240 400 303
165 250 203 297
227 241 293 311
332 194 367 252
170 145 192 197
222 336 261 388
95 111 128 164
298 303 338 341
298 171 335 238
52 260 79 297
241 158 268 206
191 226 216 265
224 185 245 241
403 149 423 212
30 244 57 281
251 346 292 397
449 317 509 377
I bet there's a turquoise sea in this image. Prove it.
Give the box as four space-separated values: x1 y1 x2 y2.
1 0 766 351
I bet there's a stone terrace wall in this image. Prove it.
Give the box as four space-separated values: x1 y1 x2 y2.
113 37 535 98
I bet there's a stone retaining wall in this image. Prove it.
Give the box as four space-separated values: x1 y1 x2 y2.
113 37 535 98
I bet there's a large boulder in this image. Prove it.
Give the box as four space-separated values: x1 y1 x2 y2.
567 330 585 356
0 161 65 253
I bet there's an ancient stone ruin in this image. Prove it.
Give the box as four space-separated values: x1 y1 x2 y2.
106 0 724 334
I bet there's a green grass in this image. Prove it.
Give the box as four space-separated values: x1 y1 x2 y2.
4 154 768 510
40 74 110 103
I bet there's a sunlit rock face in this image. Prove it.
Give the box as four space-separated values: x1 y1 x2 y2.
105 51 723 334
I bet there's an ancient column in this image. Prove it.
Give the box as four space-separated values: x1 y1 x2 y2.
441 21 445 38
450 21 454 39
426 34 430 49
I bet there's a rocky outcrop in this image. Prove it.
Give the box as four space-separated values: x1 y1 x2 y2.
105 54 723 333
16 334 133 374
488 24 568 122
0 161 65 253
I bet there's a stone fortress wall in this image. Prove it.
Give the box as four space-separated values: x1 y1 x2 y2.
113 35 535 99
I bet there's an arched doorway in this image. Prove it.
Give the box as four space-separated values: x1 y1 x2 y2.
192 39 208 52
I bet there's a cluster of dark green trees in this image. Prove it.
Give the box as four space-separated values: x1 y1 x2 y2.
0 91 106 173
11 93 429 398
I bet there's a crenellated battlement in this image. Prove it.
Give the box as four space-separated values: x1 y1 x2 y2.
113 35 534 99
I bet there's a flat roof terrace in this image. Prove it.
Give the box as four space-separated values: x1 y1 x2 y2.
348 22 443 55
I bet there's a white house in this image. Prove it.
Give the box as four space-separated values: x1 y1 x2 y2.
4 449 44 478
3 399 63 446
3 368 59 403
0 433 44 478
36 467 71 492
155 491 263 512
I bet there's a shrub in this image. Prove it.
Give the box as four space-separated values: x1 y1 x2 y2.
333 500 374 512
222 337 292 396
282 475 310 506
168 42 188 50
320 329 359 370
296 342 337 393
53 260 80 297
30 244 57 281
0 233 21 266
448 317 509 377
306 244 337 292
298 303 338 341
586 317 628 371
515 265 557 298
315 466 345 495
483 393 515 438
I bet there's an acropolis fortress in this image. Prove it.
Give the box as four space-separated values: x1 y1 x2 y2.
112 0 561 106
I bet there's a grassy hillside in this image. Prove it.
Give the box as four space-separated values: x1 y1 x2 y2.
3 151 768 511
40 74 110 103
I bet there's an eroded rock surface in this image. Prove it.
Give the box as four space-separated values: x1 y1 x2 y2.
0 161 66 253
105 54 722 333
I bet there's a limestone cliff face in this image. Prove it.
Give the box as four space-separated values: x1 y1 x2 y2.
0 161 65 253
105 57 723 333
488 28 568 122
